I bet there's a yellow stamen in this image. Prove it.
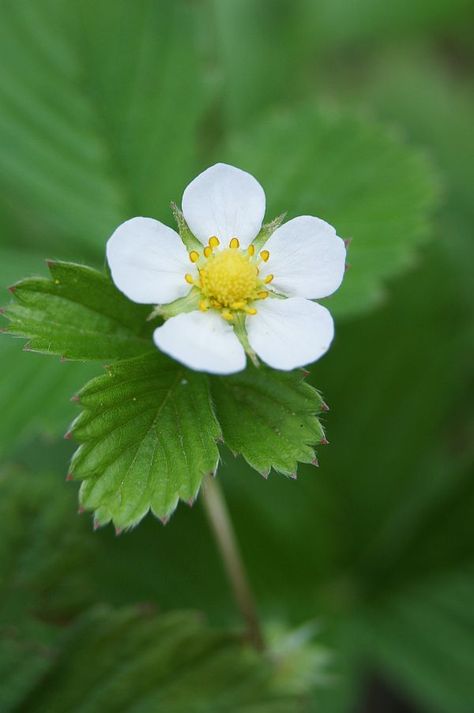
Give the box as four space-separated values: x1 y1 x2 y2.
204 246 213 258
185 273 194 285
199 300 209 311
245 306 257 315
208 236 220 248
189 250 200 263
231 301 246 310
264 274 274 284
229 237 240 249
247 244 255 256
260 249 270 262
257 291 269 299
221 310 234 321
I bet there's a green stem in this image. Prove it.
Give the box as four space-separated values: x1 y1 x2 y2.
202 475 265 651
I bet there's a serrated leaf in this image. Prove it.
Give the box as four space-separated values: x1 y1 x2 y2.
18 606 304 713
70 352 221 529
211 366 324 477
3 261 153 361
225 104 438 319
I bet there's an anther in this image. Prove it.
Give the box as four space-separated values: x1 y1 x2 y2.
257 291 269 299
199 300 209 311
204 246 212 258
263 274 274 284
229 237 240 249
231 301 246 310
260 249 270 262
185 273 194 285
189 250 199 263
221 310 234 321
247 245 255 256
209 236 220 248
245 306 257 315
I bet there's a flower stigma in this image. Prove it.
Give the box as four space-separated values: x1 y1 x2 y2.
184 237 273 322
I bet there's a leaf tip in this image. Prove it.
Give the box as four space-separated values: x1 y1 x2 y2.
311 457 319 467
320 437 329 446
321 401 330 412
115 526 123 537
64 430 73 441
65 472 74 481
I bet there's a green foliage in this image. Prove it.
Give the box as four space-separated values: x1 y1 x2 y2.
19 607 304 713
70 353 221 529
4 261 152 360
0 341 95 460
211 367 324 476
2 260 328 528
0 0 472 711
0 467 316 712
364 571 474 713
225 105 438 318
0 0 439 469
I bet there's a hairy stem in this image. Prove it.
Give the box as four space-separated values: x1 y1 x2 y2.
202 474 265 651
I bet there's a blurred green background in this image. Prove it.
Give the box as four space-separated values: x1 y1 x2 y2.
0 0 473 711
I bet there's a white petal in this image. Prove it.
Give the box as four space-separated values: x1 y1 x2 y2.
182 163 266 248
260 216 346 299
106 217 192 304
153 311 246 375
247 297 334 370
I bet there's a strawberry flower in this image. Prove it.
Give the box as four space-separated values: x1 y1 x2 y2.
107 163 346 374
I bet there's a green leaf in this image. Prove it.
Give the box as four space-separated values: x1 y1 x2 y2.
211 366 325 477
3 261 153 361
225 104 438 319
0 342 97 460
69 352 221 529
364 571 474 713
16 606 304 713
0 0 211 257
0 464 320 712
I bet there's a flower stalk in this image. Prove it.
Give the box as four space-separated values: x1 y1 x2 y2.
202 474 265 652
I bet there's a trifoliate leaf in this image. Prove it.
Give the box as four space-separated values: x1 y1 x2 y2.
211 366 325 477
69 353 221 529
18 606 304 713
3 261 152 361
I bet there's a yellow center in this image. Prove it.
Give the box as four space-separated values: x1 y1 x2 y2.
184 237 274 321
200 249 258 308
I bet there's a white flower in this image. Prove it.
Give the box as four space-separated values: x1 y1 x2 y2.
106 163 346 375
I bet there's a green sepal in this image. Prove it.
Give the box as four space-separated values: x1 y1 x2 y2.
171 202 203 252
149 287 201 320
251 213 287 252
